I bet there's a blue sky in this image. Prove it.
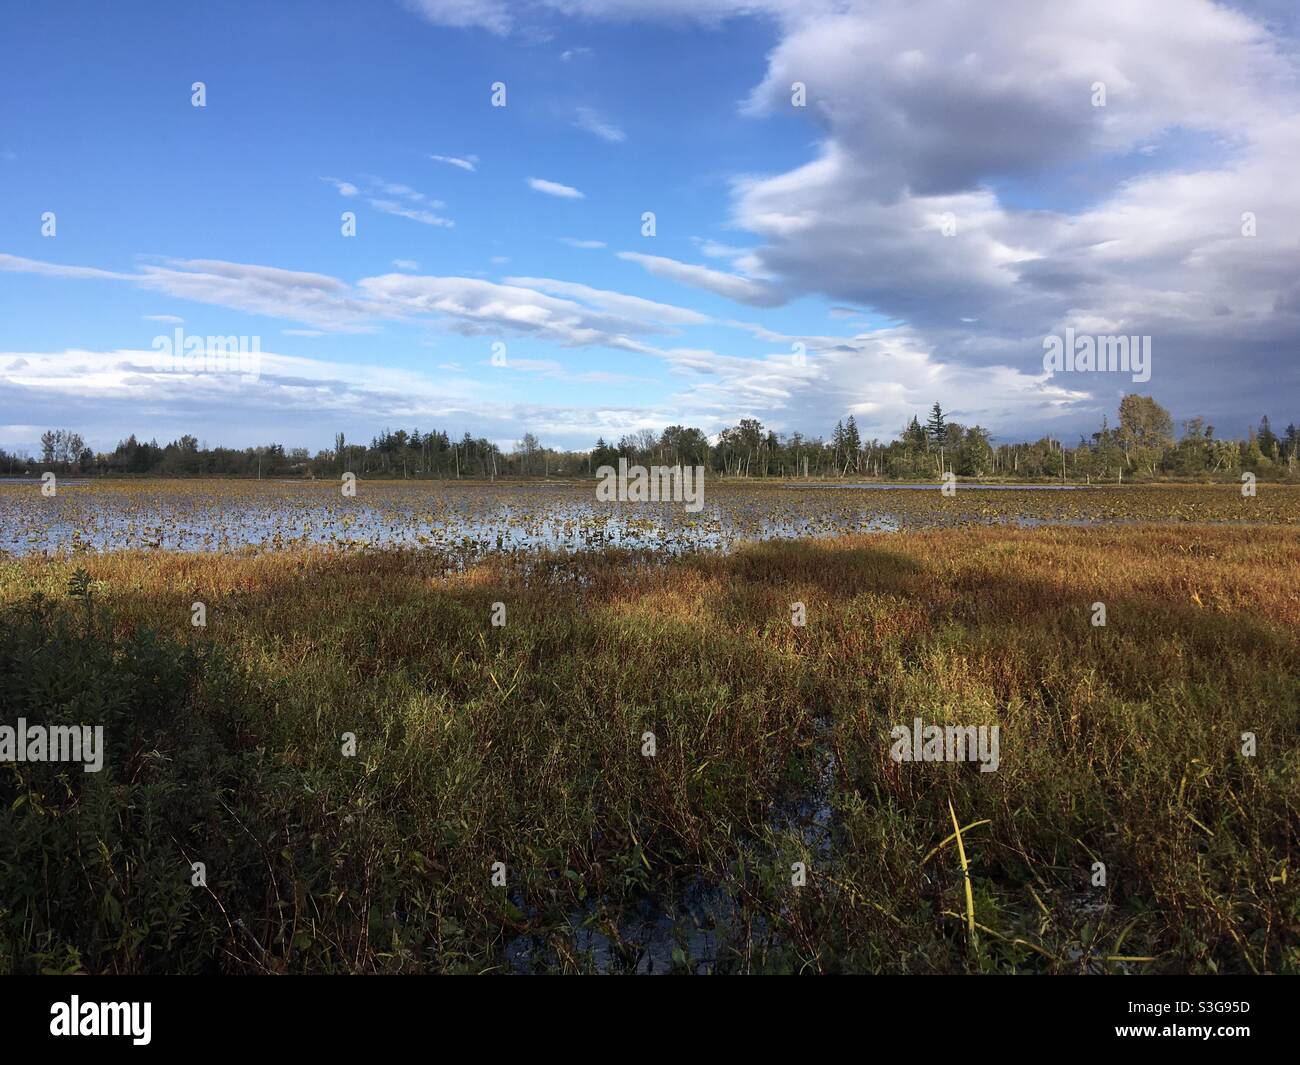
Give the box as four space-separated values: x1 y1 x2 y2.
2 0 1298 455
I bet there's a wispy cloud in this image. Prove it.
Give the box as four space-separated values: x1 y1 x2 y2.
560 238 606 249
2 253 382 332
504 276 711 326
1 251 723 348
527 177 585 199
0 253 129 282
364 178 442 205
320 177 359 197
617 251 784 308
324 174 454 227
428 153 478 172
369 200 455 228
403 0 511 35
574 106 625 143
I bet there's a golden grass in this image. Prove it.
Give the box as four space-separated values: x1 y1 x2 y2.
1 517 1297 973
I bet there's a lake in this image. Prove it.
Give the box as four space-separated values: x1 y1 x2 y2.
0 479 1290 558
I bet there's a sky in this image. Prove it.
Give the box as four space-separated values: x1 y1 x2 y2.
2 0 1298 456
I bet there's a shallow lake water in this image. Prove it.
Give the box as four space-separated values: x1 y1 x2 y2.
0 479 1283 558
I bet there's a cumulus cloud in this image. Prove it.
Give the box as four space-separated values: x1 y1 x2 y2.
16 0 1300 444
2 247 1084 450
721 0 1300 427
398 0 1300 430
610 321 1083 443
0 345 488 454
0 345 680 453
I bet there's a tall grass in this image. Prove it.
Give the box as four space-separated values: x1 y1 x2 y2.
1 524 1296 973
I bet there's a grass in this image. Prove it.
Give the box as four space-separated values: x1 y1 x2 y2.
0 508 1297 973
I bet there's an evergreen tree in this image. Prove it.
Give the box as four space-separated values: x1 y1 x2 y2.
926 402 946 448
843 415 862 472
903 416 926 451
1257 415 1278 455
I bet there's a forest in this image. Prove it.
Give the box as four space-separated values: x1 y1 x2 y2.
6 395 1297 482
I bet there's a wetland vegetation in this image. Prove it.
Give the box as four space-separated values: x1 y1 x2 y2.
2 479 1297 558
0 482 1296 973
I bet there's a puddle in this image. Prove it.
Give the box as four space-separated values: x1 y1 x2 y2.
506 877 738 974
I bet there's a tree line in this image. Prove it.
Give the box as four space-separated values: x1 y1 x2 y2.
4 395 1296 481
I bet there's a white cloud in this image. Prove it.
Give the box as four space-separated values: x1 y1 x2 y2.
357 272 684 349
3 253 384 332
0 328 1073 455
712 0 1300 424
0 345 489 453
527 177 585 199
0 253 724 348
392 0 1300 427
324 175 453 226
0 254 130 282
428 153 478 172
364 178 442 206
559 238 606 249
321 177 359 197
504 276 711 326
574 106 625 143
693 238 749 260
403 0 512 34
368 199 455 228
616 251 784 307
0 344 687 452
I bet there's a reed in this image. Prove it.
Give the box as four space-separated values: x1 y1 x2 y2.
0 520 1296 973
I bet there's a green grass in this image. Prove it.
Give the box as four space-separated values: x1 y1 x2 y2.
1 522 1297 973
